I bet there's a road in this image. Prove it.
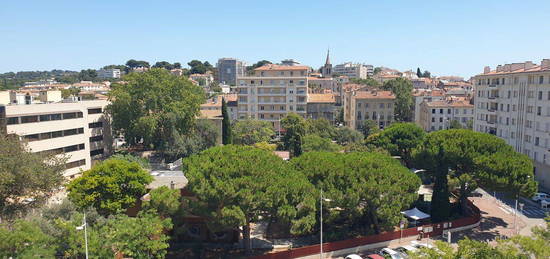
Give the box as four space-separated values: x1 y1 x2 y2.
492 191 549 219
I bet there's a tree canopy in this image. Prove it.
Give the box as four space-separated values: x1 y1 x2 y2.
366 123 425 167
334 126 364 145
304 118 336 139
281 113 306 157
382 78 414 122
67 158 153 216
183 145 316 252
302 134 341 152
222 98 232 145
107 68 205 151
0 135 65 219
187 60 214 75
291 152 421 236
232 119 274 145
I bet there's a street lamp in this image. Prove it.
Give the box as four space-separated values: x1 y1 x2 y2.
76 213 89 259
320 190 332 259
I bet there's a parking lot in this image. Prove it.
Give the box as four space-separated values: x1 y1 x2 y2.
493 191 549 219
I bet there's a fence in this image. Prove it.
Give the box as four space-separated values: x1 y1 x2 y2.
249 200 481 259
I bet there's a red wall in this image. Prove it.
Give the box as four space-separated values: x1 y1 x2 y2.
249 201 481 259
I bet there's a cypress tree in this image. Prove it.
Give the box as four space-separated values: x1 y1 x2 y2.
221 97 232 144
416 67 422 78
431 147 451 222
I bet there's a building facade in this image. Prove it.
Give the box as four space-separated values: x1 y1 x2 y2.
418 98 474 132
333 62 373 79
97 68 121 79
236 64 310 128
217 58 245 86
1 100 111 178
307 93 337 123
343 90 395 130
473 59 550 190
413 89 445 126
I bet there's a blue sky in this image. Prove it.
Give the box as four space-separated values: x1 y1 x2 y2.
1 0 549 78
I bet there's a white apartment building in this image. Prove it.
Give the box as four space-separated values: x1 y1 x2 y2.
97 68 121 79
333 62 373 79
473 59 550 190
413 89 446 126
236 64 310 128
418 98 474 132
1 100 111 178
343 90 395 130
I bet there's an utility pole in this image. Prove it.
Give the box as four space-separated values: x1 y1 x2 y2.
320 189 323 259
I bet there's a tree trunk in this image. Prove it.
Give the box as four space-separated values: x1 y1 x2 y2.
243 219 252 254
369 208 381 234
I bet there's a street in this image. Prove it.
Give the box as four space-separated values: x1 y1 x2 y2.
492 191 549 219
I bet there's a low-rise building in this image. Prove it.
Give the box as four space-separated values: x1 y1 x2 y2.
333 62 373 79
419 97 473 132
0 99 112 178
97 68 121 79
307 93 337 123
412 89 446 126
343 89 395 130
200 94 238 121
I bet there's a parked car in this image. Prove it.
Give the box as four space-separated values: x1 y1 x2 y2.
410 240 435 249
532 192 550 202
345 254 363 259
395 245 418 256
379 248 405 259
541 199 550 209
366 254 385 259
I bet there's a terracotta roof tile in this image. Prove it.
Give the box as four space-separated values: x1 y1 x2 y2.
254 64 310 71
307 93 336 103
353 90 395 99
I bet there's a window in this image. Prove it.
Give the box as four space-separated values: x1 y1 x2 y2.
539 91 543 100
527 106 533 113
447 109 451 114
88 122 103 128
540 76 544 84
51 114 62 120
538 106 542 116
528 91 534 98
379 103 384 108
65 159 86 169
51 131 63 138
90 149 104 156
62 112 77 119
87 108 102 114
439 117 443 122
7 117 18 125
21 115 38 123
439 109 443 114
23 134 40 142
432 109 435 114
39 114 51 121
535 137 540 146
431 117 435 122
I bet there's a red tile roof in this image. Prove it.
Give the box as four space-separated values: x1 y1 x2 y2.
255 64 310 71
354 90 395 99
307 93 336 103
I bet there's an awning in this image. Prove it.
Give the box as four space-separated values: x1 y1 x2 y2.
401 207 430 220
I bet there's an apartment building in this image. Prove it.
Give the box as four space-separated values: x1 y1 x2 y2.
418 97 473 132
217 58 245 86
200 94 238 121
473 59 550 190
0 100 111 178
413 89 445 125
97 68 121 79
333 62 373 79
236 64 310 128
343 89 395 130
307 93 337 123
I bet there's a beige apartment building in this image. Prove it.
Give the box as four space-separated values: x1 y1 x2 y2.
236 64 310 128
343 89 395 130
474 59 550 190
418 97 473 132
1 100 111 178
413 89 445 126
306 93 337 123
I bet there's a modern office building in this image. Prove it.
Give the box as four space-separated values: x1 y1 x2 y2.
0 99 111 178
217 58 245 86
418 97 473 132
473 59 550 190
236 63 310 128
343 89 395 130
333 62 373 79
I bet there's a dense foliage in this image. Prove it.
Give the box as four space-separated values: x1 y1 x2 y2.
291 152 421 236
0 135 65 219
222 97 232 144
382 78 414 122
281 113 307 156
67 158 153 216
183 145 316 252
232 119 275 145
366 123 425 167
302 134 341 152
107 68 205 152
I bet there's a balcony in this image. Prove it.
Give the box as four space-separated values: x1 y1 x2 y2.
487 95 498 100
488 84 497 88
257 92 286 96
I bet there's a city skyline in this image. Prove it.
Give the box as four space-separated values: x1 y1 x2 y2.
1 1 550 78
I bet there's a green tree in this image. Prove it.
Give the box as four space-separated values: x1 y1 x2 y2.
422 70 431 78
253 141 277 151
281 113 306 157
349 78 381 88
414 130 537 217
152 61 174 70
0 135 65 219
162 118 219 161
336 107 345 125
291 152 421 235
0 219 56 257
187 60 211 74
302 134 341 152
107 68 205 151
366 123 425 167
143 186 181 218
222 98 232 144
449 119 463 129
67 158 153 215
125 59 150 69
232 119 274 145
357 120 380 137
373 67 382 75
430 147 451 222
246 60 272 74
78 69 98 81
61 86 81 98
382 78 414 122
183 145 316 253
110 152 150 169
304 118 336 139
334 126 363 145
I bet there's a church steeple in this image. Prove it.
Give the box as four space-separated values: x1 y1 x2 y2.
325 48 331 65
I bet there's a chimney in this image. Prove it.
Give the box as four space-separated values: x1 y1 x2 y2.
484 66 491 74
542 59 550 69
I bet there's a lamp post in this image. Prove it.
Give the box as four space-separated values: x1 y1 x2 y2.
76 213 89 259
320 190 332 259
